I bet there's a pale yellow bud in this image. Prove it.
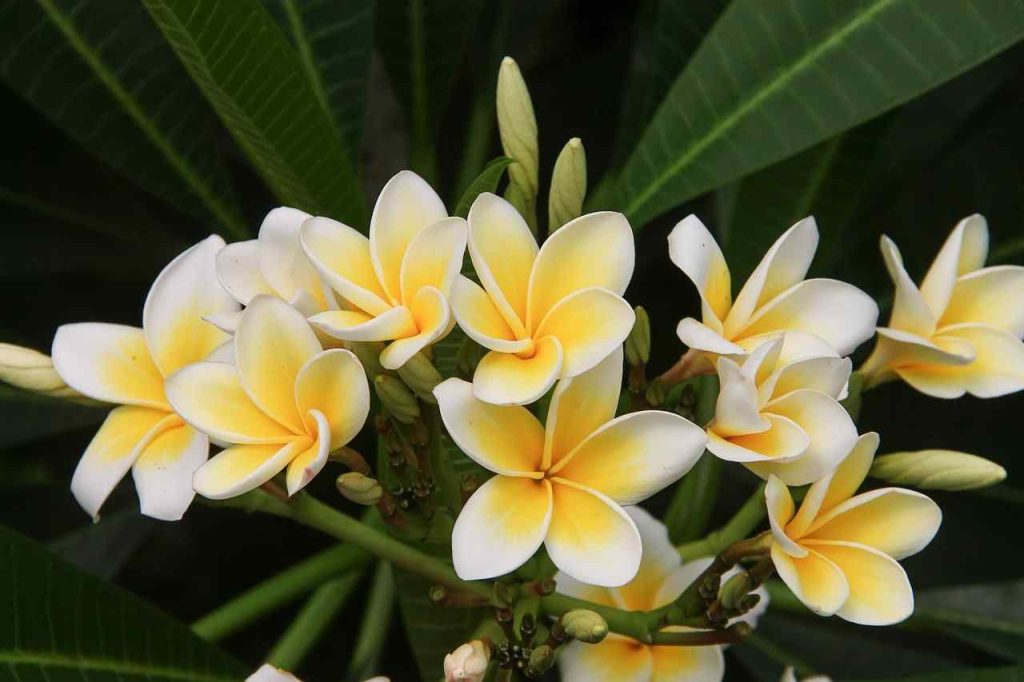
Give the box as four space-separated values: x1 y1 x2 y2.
335 472 383 506
0 343 81 398
624 306 651 366
548 137 587 230
871 450 1007 491
396 352 442 404
374 375 420 424
443 640 489 682
560 609 608 643
497 56 538 229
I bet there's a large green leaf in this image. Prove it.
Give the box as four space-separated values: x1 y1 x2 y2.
615 0 1024 227
916 580 1024 662
0 523 246 681
0 386 104 450
851 667 1024 681
453 157 513 218
0 0 246 237
142 0 366 226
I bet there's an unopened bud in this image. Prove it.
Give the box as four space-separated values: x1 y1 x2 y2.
560 609 608 643
0 343 81 398
335 472 383 505
624 306 650 366
396 352 442 404
497 56 538 230
374 375 420 423
871 450 1006 491
347 341 385 379
443 640 489 682
548 138 587 230
781 666 833 682
527 645 555 675
718 571 752 610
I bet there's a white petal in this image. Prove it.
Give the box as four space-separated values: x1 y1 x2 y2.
257 207 314 301
676 317 744 355
285 409 331 495
941 265 1024 336
309 307 416 342
378 287 453 370
805 539 915 626
300 216 391 316
879 235 935 337
558 638 653 682
193 438 309 499
707 414 809 464
450 275 534 353
760 356 851 404
771 543 849 617
294 349 370 450
215 240 274 305
713 357 770 438
898 324 1024 399
667 214 731 323
132 422 208 521
204 310 243 335
613 507 683 611
399 217 467 303
766 475 806 557
920 214 989 318
472 337 564 406
533 287 634 378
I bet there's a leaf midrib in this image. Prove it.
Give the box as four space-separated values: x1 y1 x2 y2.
1 650 239 682
623 0 898 219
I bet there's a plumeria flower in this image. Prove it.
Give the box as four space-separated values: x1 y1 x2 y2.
669 215 877 367
299 171 467 369
558 507 768 682
246 664 388 682
707 336 856 485
211 208 339 333
434 347 707 586
165 295 369 498
767 433 942 625
443 640 489 682
450 192 635 405
859 215 1024 398
53 236 239 521
780 667 831 682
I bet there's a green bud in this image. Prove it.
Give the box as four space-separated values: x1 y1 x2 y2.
335 472 383 505
718 571 752 610
347 341 385 379
624 306 651 366
497 56 538 230
396 352 442 404
527 645 556 675
548 137 587 230
374 375 420 423
871 450 1006 491
560 609 608 643
0 343 83 399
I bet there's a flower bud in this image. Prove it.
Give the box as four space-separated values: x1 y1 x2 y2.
443 639 489 682
871 449 1006 491
336 472 383 505
560 609 608 643
527 645 555 676
624 306 651 366
548 137 587 230
497 56 538 230
347 341 386 379
374 375 420 423
396 352 442 404
0 343 81 398
718 570 752 610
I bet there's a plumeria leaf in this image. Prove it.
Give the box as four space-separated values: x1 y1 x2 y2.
849 667 1024 681
0 386 104 450
614 0 1024 227
916 580 1024 663
453 157 514 218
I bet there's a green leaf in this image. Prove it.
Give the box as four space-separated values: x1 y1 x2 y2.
616 0 1024 227
850 667 1024 681
0 386 104 450
0 0 246 237
917 580 1024 662
141 0 366 226
453 157 514 218
262 0 375 154
0 523 247 681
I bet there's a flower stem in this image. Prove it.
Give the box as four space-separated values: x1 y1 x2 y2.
677 483 767 561
267 572 364 671
346 562 396 682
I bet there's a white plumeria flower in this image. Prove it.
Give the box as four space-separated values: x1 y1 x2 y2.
165 295 369 498
450 192 635 405
557 507 766 682
246 664 388 682
443 640 489 681
212 207 339 333
767 433 942 625
780 666 832 682
434 347 707 586
52 236 239 521
669 215 878 366
859 215 1024 398
707 336 856 486
299 171 467 369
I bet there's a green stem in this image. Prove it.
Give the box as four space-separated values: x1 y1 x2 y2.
538 593 706 643
267 572 364 670
192 543 369 641
346 562 396 682
677 483 767 561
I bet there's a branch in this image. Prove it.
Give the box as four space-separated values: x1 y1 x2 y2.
677 483 767 561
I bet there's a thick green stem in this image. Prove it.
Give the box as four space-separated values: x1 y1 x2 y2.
677 483 767 561
267 572 364 670
346 562 396 682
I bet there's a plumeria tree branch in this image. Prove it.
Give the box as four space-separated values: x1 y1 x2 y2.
677 483 767 561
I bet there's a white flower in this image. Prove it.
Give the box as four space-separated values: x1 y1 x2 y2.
443 640 489 682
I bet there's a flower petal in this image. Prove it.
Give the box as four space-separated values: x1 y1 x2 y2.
766 475 806 557
543 346 622 469
760 356 851 404
466 193 536 336
879 235 935 337
450 276 532 353
667 214 731 323
400 217 467 305
612 507 683 612
805 488 941 560
651 641 725 682
452 475 552 580
552 411 706 505
771 543 849 616
527 211 634 331
143 235 237 376
940 265 1024 336
370 171 447 304
545 479 642 587
805 540 914 625
472 336 563 406
204 310 243 335
736 330 840 367
707 414 809 464
165 362 296 444
235 296 321 432
70 406 173 520
653 557 715 609
675 317 743 354
52 323 168 409
257 207 323 304
788 432 879 538
920 214 989 318
897 324 1024 399
554 573 619 608
132 422 208 521
558 637 653 682
379 286 452 370
193 438 309 499
433 378 545 475
534 287 634 378
215 240 274 305
295 349 369 450
309 307 417 342
300 216 391 316
286 409 331 495
712 356 770 438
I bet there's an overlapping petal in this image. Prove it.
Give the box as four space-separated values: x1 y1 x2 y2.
559 637 653 682
300 216 391 316
712 357 769 437
379 286 453 369
940 266 1024 335
787 432 878 538
257 207 317 302
132 422 208 521
919 214 989 318
294 349 369 450
896 324 1024 398
449 276 530 352
215 240 274 306
472 337 563 406
309 307 417 342
533 287 634 378
285 409 331 495
612 507 684 612
399 217 467 303
651 643 725 682
707 414 808 464
805 540 914 625
193 438 310 499
879 235 935 338
675 318 741 354
770 544 849 616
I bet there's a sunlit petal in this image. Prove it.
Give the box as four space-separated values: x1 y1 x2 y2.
379 286 452 370
300 216 391 316
309 307 417 342
132 422 208 521
534 287 634 378
193 438 310 499
450 276 532 353
920 214 989 318
771 543 849 617
788 432 879 538
667 214 731 323
295 349 369 450
940 265 1024 336
472 337 563 406
400 217 467 303
805 540 914 626
257 207 313 300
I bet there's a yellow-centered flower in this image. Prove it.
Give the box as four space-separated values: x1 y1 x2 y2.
767 433 942 625
299 171 467 370
434 348 706 585
860 215 1024 398
451 193 635 405
52 236 239 521
166 296 369 498
707 336 857 485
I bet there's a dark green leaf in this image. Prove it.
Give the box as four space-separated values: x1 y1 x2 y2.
453 157 514 218
616 0 1024 227
142 0 366 226
0 523 247 681
850 666 1024 681
49 510 155 579
0 386 104 450
917 580 1024 662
